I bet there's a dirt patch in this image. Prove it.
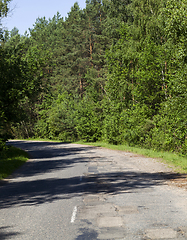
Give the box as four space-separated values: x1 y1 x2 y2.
163 173 187 190
169 176 187 189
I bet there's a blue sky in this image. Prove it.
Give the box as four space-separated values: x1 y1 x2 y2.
2 0 87 35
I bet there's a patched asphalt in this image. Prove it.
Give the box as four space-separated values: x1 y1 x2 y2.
0 140 187 239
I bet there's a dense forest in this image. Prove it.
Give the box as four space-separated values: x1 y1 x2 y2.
0 0 187 155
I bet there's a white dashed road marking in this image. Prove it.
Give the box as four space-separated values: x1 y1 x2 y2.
71 206 77 223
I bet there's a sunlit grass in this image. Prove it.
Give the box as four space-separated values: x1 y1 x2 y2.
0 146 29 180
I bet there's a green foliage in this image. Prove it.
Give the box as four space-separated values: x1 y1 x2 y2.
0 146 28 179
75 96 103 142
35 93 77 141
0 0 11 38
100 0 187 155
2 0 187 157
102 102 124 144
0 0 11 18
150 96 187 154
102 102 153 146
121 104 154 146
133 39 167 111
163 0 187 44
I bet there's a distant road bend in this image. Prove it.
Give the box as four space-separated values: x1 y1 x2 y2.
0 140 187 239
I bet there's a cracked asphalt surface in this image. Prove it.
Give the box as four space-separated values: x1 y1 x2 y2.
0 140 187 239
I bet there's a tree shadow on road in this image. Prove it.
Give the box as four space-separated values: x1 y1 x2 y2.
7 140 94 160
0 226 21 240
1 141 186 239
0 169 186 209
5 141 96 178
75 228 98 240
1 140 186 209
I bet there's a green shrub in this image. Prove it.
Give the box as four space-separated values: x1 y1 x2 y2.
75 98 103 142
148 96 187 155
35 94 77 141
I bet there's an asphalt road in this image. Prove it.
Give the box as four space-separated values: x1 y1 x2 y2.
0 140 187 240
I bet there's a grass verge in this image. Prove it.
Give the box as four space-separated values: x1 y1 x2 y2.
75 141 187 174
0 146 29 180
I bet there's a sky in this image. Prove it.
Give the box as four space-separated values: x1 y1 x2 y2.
2 0 87 35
